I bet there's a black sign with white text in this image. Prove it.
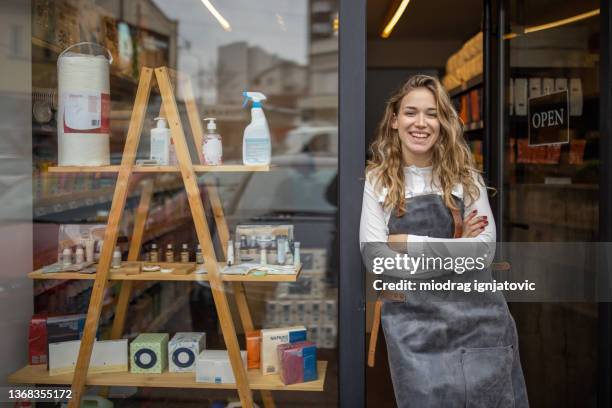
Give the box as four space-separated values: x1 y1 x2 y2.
528 90 569 146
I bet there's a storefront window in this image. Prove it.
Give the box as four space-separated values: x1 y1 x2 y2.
503 0 600 405
4 0 338 406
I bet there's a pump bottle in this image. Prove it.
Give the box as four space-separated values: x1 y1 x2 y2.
150 117 171 165
202 117 223 165
242 92 271 165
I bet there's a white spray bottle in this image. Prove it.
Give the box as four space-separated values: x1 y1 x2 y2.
242 92 271 165
150 117 170 165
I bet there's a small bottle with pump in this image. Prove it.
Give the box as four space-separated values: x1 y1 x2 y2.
150 117 171 165
242 92 271 165
196 244 204 264
165 243 174 263
180 243 190 263
202 117 223 165
150 243 159 263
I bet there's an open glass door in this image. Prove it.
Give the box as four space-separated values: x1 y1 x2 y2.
501 1 601 405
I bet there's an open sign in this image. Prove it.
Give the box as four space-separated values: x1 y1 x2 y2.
528 90 569 146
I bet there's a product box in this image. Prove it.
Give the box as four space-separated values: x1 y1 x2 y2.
196 350 247 384
168 332 206 373
46 314 87 344
246 330 261 369
48 339 128 376
130 333 169 373
28 315 48 365
277 341 317 385
261 326 307 375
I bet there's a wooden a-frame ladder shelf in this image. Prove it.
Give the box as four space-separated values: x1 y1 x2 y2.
8 67 326 408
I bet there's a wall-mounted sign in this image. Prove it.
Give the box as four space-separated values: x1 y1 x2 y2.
528 90 569 146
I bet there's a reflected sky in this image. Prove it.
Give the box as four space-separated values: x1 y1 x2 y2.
155 0 308 101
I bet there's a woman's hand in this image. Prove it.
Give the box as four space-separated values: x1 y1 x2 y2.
462 210 488 238
388 234 408 252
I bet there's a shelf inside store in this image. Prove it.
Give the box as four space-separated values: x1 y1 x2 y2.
28 262 302 283
463 120 484 132
8 361 327 392
47 164 271 173
448 74 483 98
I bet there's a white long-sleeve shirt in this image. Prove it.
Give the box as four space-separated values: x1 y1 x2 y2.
359 165 496 275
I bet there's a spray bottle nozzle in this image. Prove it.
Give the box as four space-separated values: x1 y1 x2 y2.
242 91 267 108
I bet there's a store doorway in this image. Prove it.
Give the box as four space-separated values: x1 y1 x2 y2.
365 1 484 406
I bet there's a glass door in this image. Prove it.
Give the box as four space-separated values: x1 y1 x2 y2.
501 0 601 406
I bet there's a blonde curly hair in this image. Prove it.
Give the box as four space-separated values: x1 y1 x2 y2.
366 74 481 216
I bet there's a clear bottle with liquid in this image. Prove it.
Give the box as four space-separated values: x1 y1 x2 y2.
150 243 159 263
196 244 204 264
202 118 223 165
180 243 190 263
112 246 122 269
165 243 174 263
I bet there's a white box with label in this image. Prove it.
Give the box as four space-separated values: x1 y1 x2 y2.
196 350 247 384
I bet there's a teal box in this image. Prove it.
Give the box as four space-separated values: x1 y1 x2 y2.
130 333 169 373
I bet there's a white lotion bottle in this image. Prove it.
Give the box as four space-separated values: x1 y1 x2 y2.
150 117 170 165
242 92 271 165
202 117 223 165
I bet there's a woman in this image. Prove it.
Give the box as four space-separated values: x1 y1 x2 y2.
360 75 528 407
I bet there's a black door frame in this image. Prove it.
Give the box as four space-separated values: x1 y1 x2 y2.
338 0 366 407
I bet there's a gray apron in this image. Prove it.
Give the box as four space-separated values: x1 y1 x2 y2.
382 194 529 407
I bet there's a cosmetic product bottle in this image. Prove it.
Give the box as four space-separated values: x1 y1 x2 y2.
293 242 301 266
234 240 241 265
196 244 204 264
227 240 234 266
95 240 103 262
277 237 287 265
180 243 190 263
112 246 121 269
150 117 170 165
202 117 223 165
242 92 271 165
62 248 72 267
75 245 85 264
165 244 174 263
150 243 159 262
85 238 95 263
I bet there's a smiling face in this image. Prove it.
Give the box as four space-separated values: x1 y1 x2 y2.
391 87 441 166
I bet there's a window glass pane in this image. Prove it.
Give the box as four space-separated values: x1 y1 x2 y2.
7 0 339 405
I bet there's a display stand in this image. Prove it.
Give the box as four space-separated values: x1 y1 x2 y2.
9 67 326 408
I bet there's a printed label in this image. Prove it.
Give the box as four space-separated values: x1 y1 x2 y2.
244 138 270 163
63 92 110 134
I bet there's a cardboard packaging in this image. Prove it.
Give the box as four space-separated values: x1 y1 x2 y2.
277 341 317 385
246 330 261 369
196 350 247 383
130 333 169 373
46 314 87 344
168 332 206 372
28 315 48 365
261 326 307 375
49 339 128 375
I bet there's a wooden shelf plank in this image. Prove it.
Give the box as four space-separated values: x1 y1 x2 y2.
8 361 327 392
47 164 270 173
28 262 301 283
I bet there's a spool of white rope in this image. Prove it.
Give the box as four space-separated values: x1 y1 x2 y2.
57 42 112 166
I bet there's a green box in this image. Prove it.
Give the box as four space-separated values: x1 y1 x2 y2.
130 333 169 373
